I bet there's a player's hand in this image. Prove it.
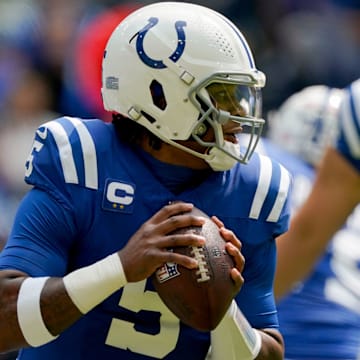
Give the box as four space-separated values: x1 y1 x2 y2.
211 216 245 290
118 202 206 283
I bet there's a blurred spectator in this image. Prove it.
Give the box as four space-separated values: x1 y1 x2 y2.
0 68 56 193
34 0 94 115
0 5 82 360
0 1 59 251
0 0 41 56
0 66 57 248
0 0 41 252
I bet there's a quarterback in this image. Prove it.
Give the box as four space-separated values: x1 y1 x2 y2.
0 2 291 359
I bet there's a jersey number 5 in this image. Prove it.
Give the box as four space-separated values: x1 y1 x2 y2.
105 280 180 358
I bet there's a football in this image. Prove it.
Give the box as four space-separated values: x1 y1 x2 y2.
152 205 237 331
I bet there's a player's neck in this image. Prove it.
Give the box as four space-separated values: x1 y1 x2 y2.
139 137 210 170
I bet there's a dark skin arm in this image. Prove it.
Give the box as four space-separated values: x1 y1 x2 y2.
0 202 245 353
256 329 284 360
275 148 360 300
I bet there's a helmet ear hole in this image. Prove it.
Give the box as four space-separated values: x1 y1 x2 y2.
150 80 167 110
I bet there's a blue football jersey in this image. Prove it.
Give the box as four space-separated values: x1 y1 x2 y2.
336 79 360 171
260 138 360 360
0 117 291 359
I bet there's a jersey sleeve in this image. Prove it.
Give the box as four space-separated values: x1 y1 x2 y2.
336 79 360 171
245 153 293 240
0 116 107 275
0 188 77 275
216 153 292 329
24 116 101 208
241 154 292 328
236 238 279 329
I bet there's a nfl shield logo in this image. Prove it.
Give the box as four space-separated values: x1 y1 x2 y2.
155 262 180 283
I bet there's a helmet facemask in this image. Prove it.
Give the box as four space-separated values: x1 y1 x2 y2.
121 72 265 171
187 72 265 169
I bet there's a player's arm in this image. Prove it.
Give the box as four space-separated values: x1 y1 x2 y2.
209 300 283 360
274 147 360 299
209 217 284 360
0 270 82 352
0 200 206 353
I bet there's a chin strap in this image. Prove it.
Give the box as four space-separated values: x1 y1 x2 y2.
205 142 241 171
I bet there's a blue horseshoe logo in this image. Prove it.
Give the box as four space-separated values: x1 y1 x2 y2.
136 17 186 69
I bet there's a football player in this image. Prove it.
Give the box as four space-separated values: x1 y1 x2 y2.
259 85 360 359
275 79 360 300
0 2 291 359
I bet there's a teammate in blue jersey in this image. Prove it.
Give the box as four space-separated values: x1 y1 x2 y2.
258 85 360 359
0 2 291 359
275 79 360 300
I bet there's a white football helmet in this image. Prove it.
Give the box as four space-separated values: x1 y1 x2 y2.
267 85 345 167
102 2 266 169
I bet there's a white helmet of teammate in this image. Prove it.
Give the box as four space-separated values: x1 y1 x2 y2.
268 85 345 167
101 2 266 170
